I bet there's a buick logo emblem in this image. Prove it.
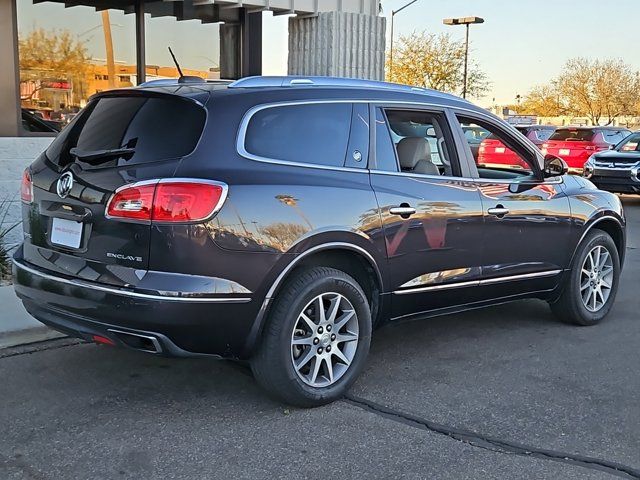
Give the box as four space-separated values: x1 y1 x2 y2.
56 172 74 199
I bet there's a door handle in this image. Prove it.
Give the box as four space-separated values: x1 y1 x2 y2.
488 205 509 217
389 205 416 217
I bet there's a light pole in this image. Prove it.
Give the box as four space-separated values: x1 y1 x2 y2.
443 16 484 99
389 0 419 79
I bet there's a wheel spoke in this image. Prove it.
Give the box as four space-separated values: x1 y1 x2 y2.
309 356 322 384
336 332 358 343
598 250 610 270
295 347 315 370
586 251 594 271
591 288 598 311
601 266 614 277
600 277 612 289
315 295 326 324
326 295 341 323
332 347 350 365
334 310 355 331
580 279 590 291
299 312 316 332
292 336 314 346
324 357 334 383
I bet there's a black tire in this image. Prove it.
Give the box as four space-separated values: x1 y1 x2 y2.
251 266 372 407
550 229 620 326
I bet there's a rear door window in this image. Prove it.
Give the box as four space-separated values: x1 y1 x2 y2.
244 103 351 167
46 95 206 168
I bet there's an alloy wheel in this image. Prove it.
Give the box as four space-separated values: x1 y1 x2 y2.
580 245 614 313
290 292 359 387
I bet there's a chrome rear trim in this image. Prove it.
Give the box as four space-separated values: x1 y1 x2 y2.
13 259 251 304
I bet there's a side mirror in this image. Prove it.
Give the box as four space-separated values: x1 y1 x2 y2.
543 154 568 177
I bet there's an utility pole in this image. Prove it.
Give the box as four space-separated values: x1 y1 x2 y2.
389 0 419 79
101 10 116 89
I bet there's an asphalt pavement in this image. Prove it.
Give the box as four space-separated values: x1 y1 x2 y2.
1 196 639 480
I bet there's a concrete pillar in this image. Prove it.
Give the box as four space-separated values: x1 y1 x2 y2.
220 9 262 80
288 11 386 81
0 0 21 137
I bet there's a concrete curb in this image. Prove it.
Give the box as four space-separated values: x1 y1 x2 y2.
0 285 65 348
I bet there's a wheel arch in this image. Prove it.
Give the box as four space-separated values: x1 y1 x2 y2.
570 214 626 268
242 241 385 357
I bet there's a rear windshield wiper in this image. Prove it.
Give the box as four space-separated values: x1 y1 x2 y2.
69 147 135 163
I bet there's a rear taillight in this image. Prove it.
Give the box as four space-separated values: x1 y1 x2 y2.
107 183 156 221
106 180 227 223
20 169 33 203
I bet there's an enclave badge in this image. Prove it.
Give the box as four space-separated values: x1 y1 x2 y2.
56 171 74 199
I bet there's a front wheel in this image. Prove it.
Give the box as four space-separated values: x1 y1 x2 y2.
251 266 372 407
551 230 620 326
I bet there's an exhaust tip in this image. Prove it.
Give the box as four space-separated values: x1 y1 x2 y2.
107 329 162 354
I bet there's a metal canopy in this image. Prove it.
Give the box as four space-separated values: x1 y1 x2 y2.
32 0 379 22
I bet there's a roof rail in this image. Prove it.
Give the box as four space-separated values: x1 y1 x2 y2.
227 76 458 99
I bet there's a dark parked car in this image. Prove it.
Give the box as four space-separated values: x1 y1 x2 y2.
13 77 626 406
583 131 640 193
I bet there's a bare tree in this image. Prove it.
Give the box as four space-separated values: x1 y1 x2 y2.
386 31 490 99
524 58 640 124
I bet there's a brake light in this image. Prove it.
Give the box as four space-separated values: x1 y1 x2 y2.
20 169 33 203
106 180 226 223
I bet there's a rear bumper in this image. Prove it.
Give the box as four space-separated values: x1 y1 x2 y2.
12 253 261 358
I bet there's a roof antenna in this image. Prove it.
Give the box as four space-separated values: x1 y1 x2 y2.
168 47 204 84
168 46 184 77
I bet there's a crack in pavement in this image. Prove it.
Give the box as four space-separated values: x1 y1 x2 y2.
344 395 640 479
0 337 83 359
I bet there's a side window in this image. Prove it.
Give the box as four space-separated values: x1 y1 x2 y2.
536 129 555 142
244 103 352 167
374 108 399 172
457 116 537 181
382 109 458 177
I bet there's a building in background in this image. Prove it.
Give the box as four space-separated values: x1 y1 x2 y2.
0 0 385 137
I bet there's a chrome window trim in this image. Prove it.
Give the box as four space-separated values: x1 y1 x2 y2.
236 98 554 184
393 269 562 295
236 100 370 174
13 258 251 304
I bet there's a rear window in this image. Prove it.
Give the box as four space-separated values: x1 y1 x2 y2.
46 95 206 168
244 103 351 167
549 129 595 142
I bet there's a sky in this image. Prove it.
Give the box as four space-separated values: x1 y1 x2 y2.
17 0 640 105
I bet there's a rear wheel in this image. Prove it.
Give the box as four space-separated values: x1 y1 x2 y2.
551 230 620 326
251 266 371 407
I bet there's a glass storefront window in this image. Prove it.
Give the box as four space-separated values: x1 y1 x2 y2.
17 1 221 133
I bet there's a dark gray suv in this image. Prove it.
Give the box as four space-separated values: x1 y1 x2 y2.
14 76 625 406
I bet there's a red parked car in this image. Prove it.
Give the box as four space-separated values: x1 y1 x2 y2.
477 125 556 170
542 127 630 173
